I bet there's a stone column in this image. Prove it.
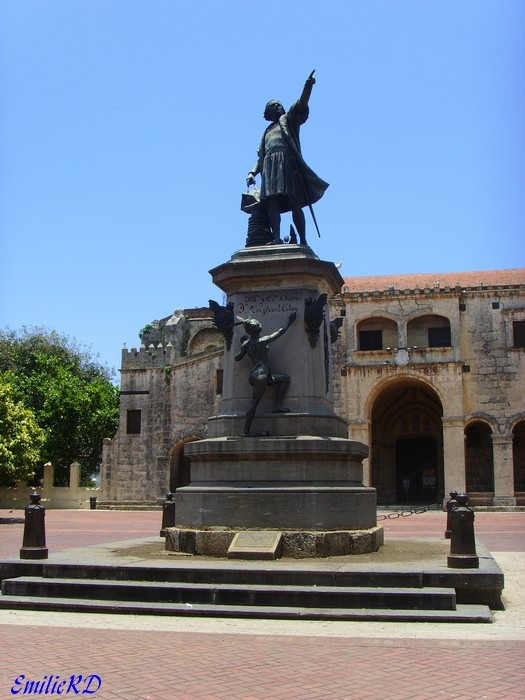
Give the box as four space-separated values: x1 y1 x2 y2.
42 462 54 499
348 419 371 485
69 462 81 489
99 437 115 501
442 417 466 496
491 433 516 506
398 320 408 349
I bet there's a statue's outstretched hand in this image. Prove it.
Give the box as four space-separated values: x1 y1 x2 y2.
305 70 316 88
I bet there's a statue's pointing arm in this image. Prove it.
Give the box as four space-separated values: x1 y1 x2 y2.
264 312 297 344
297 70 316 111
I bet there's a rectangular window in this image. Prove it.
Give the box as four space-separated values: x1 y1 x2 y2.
513 320 525 348
126 409 141 434
359 330 382 351
216 369 223 395
428 327 451 347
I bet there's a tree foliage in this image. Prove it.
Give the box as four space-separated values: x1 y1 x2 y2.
0 380 45 484
0 327 120 485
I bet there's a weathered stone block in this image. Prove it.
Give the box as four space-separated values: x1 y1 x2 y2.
281 532 317 558
196 530 235 556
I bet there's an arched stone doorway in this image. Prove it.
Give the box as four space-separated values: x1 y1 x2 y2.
465 422 494 501
169 435 201 491
371 379 444 505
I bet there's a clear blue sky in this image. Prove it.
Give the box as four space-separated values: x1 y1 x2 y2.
1 0 524 376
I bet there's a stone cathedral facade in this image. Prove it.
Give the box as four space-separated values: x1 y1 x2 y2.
100 268 525 507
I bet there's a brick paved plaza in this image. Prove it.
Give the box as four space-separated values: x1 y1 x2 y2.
1 509 524 699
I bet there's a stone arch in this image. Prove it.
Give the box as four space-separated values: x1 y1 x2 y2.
370 377 444 504
169 433 203 491
354 309 401 324
407 314 451 348
365 372 446 420
505 412 525 434
464 421 494 498
187 328 223 356
464 413 499 433
355 315 399 350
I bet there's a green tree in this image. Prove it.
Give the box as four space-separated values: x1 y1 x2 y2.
0 379 45 484
0 327 120 485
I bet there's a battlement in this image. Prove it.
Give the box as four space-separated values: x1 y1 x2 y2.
121 342 179 369
121 340 224 370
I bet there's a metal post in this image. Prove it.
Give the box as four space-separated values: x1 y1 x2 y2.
445 489 458 539
160 492 176 537
20 493 48 560
447 492 479 569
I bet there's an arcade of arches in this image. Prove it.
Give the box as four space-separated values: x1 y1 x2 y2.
464 419 525 506
169 416 525 506
369 383 525 505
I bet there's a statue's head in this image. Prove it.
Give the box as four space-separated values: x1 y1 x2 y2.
264 100 285 122
241 318 262 336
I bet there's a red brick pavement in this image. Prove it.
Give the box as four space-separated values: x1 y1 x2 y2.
0 627 523 700
1 510 524 699
1 509 523 560
380 511 525 552
0 509 160 559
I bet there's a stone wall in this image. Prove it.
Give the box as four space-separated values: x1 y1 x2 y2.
0 462 99 510
100 309 224 503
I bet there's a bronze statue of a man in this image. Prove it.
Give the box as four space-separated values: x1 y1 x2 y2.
235 313 296 436
246 71 329 246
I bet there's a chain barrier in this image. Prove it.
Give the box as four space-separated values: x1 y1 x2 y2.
376 501 444 521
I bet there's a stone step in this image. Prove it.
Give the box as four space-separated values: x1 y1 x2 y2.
0 561 425 588
94 502 161 511
2 576 457 610
0 594 492 623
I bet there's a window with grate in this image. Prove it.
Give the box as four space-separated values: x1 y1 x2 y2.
513 320 525 348
428 327 451 347
126 409 142 435
359 329 383 351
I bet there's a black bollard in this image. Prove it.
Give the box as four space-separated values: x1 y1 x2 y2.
447 492 479 569
445 489 458 539
160 492 176 537
20 493 48 560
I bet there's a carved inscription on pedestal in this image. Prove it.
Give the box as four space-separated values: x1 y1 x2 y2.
237 292 300 318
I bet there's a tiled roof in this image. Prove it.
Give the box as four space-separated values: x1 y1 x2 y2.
343 269 525 293
183 307 213 319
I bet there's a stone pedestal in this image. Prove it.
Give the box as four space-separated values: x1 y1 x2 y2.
174 245 378 552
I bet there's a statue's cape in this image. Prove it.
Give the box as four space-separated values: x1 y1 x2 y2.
257 101 329 207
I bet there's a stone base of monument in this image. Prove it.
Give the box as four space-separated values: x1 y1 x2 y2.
165 525 383 559
173 433 379 555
